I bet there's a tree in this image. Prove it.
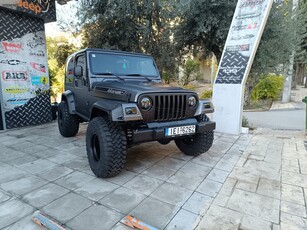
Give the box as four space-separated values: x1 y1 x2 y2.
293 0 307 87
78 0 179 78
56 1 83 47
181 59 201 86
175 0 237 62
244 1 301 106
46 36 77 102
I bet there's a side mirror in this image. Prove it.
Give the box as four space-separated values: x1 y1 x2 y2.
74 66 83 77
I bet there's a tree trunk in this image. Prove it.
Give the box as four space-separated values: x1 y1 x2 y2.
244 73 260 108
295 63 306 86
292 63 299 88
244 85 253 108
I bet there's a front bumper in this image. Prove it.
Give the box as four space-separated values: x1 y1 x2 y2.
132 119 216 143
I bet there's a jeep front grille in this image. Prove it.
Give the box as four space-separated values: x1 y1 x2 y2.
154 95 187 121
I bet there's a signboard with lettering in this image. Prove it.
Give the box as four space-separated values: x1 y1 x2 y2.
215 0 272 84
0 8 52 129
0 0 56 22
0 30 50 113
212 0 273 134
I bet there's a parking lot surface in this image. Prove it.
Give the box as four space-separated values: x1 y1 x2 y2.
0 122 306 229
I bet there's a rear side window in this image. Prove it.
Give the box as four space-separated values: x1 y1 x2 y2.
66 57 74 77
65 57 74 84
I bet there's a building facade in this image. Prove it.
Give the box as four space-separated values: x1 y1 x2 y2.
0 0 70 130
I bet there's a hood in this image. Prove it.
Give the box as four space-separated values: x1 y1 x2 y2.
91 80 196 102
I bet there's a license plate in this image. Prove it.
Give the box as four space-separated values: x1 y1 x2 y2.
165 125 196 137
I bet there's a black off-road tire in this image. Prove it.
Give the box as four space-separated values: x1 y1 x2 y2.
58 101 79 137
175 131 214 156
86 116 127 178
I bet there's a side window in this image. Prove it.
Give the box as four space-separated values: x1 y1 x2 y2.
76 55 87 85
76 55 86 77
65 57 74 84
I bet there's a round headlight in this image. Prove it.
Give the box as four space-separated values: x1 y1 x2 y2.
140 97 152 110
188 96 197 107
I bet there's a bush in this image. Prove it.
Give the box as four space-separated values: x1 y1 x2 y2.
181 59 201 86
242 116 249 127
200 89 213 99
251 74 284 101
162 71 176 84
183 85 196 90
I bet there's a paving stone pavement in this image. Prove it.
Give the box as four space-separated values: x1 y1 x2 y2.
0 122 306 230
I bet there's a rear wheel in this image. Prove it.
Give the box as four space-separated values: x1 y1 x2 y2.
175 115 214 156
58 101 79 137
175 131 214 156
86 117 127 178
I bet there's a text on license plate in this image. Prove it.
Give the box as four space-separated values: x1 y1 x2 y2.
165 125 196 136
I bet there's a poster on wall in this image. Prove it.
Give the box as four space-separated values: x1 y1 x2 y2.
215 0 272 84
0 31 49 114
0 6 53 129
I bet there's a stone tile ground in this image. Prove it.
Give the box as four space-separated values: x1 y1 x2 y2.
0 122 306 229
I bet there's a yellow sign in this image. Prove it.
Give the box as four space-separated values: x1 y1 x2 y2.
66 77 74 83
5 86 29 94
40 76 49 84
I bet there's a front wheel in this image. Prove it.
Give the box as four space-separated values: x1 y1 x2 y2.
58 101 79 137
86 117 127 178
175 131 214 156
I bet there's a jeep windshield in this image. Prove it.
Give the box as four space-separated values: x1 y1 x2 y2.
89 52 159 78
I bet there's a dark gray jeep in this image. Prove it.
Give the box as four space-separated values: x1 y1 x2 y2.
58 48 216 178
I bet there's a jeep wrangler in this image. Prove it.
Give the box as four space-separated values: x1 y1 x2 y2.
58 48 216 178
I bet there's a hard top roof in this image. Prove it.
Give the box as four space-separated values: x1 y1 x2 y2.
71 48 153 58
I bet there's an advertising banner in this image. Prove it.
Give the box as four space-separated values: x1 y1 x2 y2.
0 0 56 22
0 8 52 129
212 0 273 134
215 0 273 85
0 31 49 113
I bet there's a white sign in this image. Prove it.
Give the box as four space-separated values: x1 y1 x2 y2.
212 0 273 134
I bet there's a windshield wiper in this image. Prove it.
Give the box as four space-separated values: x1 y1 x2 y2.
95 72 125 82
95 72 114 76
125 73 153 82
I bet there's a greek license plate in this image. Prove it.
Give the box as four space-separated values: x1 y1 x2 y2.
165 125 196 137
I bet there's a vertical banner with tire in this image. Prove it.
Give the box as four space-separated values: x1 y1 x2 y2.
212 0 273 134
0 1 56 129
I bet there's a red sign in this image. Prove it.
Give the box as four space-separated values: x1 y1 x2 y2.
30 62 46 73
2 42 22 53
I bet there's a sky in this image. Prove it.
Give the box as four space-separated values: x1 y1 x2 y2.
45 1 78 38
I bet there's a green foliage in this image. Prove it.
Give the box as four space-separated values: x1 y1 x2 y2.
242 116 249 128
79 0 178 76
162 71 177 84
295 0 307 63
182 59 201 86
175 0 237 61
245 1 304 106
200 89 213 99
251 74 284 101
251 2 300 75
183 85 196 90
47 36 77 102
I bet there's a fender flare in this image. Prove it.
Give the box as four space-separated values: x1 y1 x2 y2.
61 90 76 114
91 100 143 121
91 100 122 120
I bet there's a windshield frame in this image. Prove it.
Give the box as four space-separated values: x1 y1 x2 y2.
88 51 160 78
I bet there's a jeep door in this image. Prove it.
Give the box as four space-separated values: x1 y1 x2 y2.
74 54 90 118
